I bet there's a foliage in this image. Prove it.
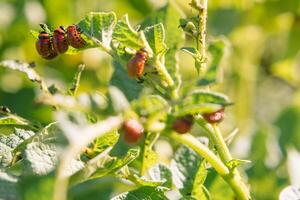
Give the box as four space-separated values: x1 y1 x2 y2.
0 0 300 199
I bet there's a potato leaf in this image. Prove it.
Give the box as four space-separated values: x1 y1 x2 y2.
112 15 145 50
0 128 35 168
78 12 117 49
18 173 55 200
171 143 204 197
0 171 18 200
175 90 232 116
140 132 159 176
149 164 173 188
143 23 167 56
111 186 169 200
110 61 142 101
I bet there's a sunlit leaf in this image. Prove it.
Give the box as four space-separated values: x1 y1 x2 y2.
112 15 145 50
110 61 142 101
149 164 172 188
140 132 159 176
111 186 168 200
171 143 204 197
0 128 35 168
85 131 119 158
19 173 55 200
143 23 167 56
141 3 183 90
78 12 117 49
175 90 231 116
181 47 205 74
0 171 18 200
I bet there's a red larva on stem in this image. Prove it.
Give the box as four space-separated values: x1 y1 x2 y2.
122 119 144 144
35 31 57 59
52 26 68 54
202 108 225 124
172 115 194 134
66 25 86 49
127 49 148 78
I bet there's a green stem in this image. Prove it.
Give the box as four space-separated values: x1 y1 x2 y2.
154 59 175 88
170 132 229 176
196 0 207 58
196 119 250 200
153 59 179 100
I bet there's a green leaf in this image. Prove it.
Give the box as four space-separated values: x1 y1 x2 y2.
24 141 84 176
181 47 202 61
149 164 172 188
143 23 167 56
181 47 205 74
198 39 226 86
102 148 140 175
0 115 29 127
175 90 232 116
0 128 35 168
179 17 199 37
140 132 159 176
128 174 164 187
70 148 114 185
112 15 145 50
19 173 55 200
71 148 139 184
162 2 183 90
69 177 115 200
206 175 235 200
142 2 183 90
78 12 117 48
110 61 142 101
111 186 169 200
275 106 300 154
132 95 168 116
0 142 12 168
24 141 59 175
85 131 119 158
226 159 251 171
171 143 205 197
191 162 210 200
30 30 39 39
0 110 38 132
0 171 18 200
65 46 81 55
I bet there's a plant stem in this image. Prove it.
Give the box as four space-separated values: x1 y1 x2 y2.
170 132 229 176
154 59 175 88
189 1 250 199
197 0 208 61
154 59 180 100
196 119 251 200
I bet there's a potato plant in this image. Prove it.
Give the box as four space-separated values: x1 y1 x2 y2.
0 0 253 199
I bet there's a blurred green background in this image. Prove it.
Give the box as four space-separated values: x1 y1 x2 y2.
1 0 300 199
